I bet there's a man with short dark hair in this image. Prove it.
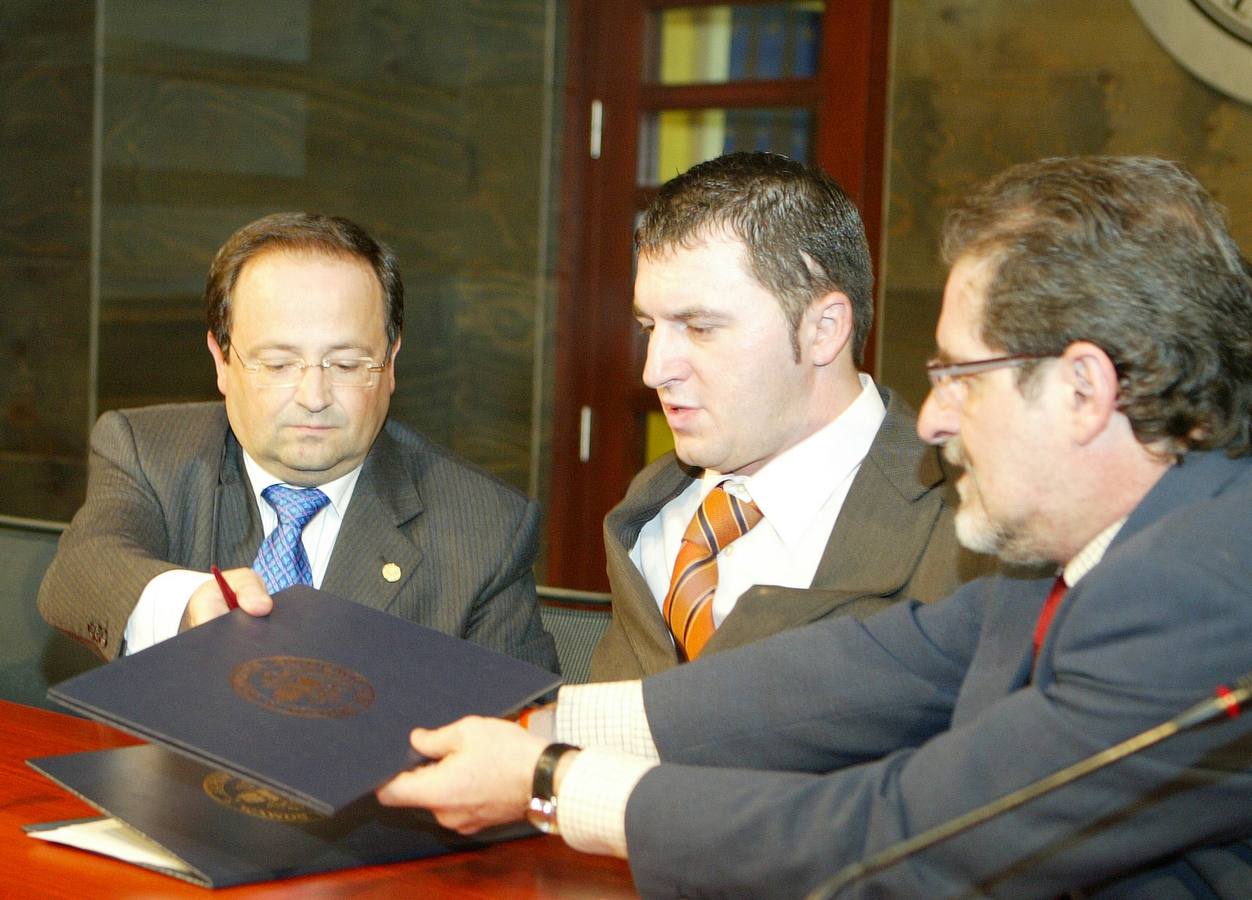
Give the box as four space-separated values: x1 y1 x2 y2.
39 212 556 671
594 152 984 680
378 156 1252 897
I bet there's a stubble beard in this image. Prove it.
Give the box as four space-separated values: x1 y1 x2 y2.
945 439 1051 566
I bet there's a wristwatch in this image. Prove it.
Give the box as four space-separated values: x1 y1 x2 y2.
526 742 579 834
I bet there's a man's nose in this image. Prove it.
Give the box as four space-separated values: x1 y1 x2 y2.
293 362 333 411
641 329 684 390
916 386 958 446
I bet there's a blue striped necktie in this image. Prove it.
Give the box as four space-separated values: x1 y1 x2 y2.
253 484 330 594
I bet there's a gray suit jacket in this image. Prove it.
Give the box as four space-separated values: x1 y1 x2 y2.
590 388 991 680
37 402 556 671
628 450 1252 897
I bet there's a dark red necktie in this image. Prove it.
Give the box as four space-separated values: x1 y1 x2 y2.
1032 575 1068 660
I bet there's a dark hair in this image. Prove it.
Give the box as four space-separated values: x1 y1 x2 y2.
205 212 403 357
941 156 1252 458
635 151 874 365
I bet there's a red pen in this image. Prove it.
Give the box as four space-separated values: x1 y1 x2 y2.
211 565 239 611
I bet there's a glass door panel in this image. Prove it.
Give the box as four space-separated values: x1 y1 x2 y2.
638 106 812 185
648 3 825 85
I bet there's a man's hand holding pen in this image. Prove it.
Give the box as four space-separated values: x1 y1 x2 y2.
178 566 272 633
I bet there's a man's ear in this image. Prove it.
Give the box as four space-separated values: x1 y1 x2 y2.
384 335 401 396
808 291 854 367
1058 341 1119 445
207 331 230 397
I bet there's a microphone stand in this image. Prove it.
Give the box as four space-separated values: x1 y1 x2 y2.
807 674 1252 900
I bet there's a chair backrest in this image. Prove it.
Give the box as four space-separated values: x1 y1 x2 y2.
0 520 102 709
537 586 612 685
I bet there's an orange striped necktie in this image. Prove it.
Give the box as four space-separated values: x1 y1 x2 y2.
663 484 763 661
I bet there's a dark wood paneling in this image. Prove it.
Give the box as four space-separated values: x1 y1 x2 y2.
0 2 95 520
3 1 555 530
879 0 1252 409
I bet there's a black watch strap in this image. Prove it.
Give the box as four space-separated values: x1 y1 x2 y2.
527 742 578 834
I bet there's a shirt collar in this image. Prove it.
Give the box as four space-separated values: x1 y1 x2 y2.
1062 516 1127 587
702 373 886 545
241 450 363 518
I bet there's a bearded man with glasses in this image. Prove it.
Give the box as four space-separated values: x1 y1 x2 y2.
378 157 1252 898
39 212 556 672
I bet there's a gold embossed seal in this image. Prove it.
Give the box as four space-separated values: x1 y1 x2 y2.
202 771 323 823
230 655 375 718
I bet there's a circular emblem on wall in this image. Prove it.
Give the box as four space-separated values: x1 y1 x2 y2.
202 771 323 823
230 655 376 718
1133 0 1252 105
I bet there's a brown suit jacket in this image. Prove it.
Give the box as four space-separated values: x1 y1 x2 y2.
589 388 991 680
37 402 556 670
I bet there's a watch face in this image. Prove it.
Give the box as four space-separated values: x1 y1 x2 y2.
527 796 559 834
1193 0 1252 45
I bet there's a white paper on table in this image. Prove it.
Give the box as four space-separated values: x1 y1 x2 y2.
27 817 193 874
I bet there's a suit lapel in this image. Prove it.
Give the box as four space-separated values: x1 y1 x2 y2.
1024 451 1247 685
1108 451 1244 553
708 390 945 652
963 452 1248 719
812 390 943 591
604 456 697 670
213 431 264 570
710 585 904 652
606 456 694 551
321 428 424 612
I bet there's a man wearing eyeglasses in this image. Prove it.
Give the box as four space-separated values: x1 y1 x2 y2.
38 213 557 672
377 157 1252 897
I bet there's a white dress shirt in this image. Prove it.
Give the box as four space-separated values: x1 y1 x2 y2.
121 452 363 653
551 518 1129 858
631 373 886 627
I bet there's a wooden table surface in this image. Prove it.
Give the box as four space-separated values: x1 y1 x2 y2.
0 699 637 898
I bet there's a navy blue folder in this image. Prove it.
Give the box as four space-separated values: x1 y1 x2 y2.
47 585 561 815
28 743 534 888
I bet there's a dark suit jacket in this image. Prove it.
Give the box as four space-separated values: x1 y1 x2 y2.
37 402 556 671
626 450 1252 898
590 388 991 680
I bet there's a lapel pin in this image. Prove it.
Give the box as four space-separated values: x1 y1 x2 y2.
382 562 402 583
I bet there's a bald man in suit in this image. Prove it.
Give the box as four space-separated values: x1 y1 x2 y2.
38 213 555 671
